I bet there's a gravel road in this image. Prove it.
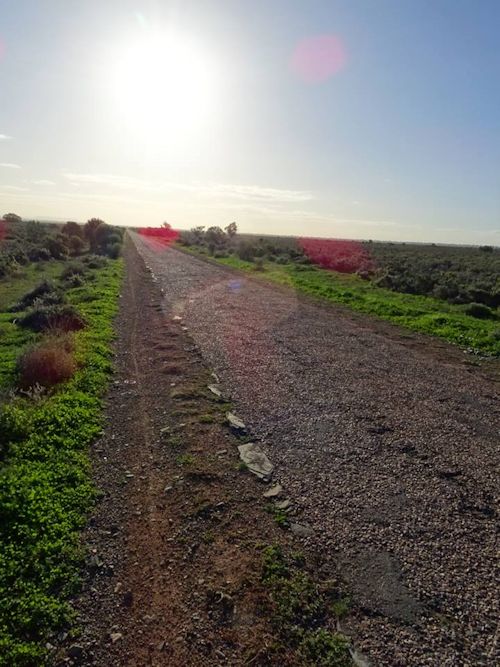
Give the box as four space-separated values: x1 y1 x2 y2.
132 233 499 666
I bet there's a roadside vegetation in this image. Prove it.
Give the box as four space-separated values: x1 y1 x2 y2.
0 214 123 665
177 226 500 356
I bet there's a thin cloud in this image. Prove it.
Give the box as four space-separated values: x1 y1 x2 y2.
62 171 314 203
33 179 56 186
0 162 21 169
0 185 28 191
0 134 12 141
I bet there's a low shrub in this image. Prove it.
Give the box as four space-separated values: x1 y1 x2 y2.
237 242 255 262
27 246 51 262
10 280 59 312
83 255 108 269
61 262 86 280
103 242 122 259
17 339 77 388
18 304 86 333
463 302 494 319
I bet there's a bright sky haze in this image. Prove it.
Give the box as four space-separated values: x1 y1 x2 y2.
0 0 499 244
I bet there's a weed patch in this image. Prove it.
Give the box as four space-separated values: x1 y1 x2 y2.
261 546 353 666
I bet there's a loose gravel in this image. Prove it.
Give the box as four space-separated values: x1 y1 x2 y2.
132 233 499 667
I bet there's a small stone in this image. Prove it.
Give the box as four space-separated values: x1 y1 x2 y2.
208 384 222 398
263 484 283 498
226 412 246 432
216 449 227 456
110 632 123 644
172 315 182 321
276 499 291 510
114 582 123 593
290 523 314 537
163 485 174 493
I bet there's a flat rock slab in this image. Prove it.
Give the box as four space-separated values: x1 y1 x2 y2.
263 484 283 498
226 412 246 432
237 443 273 481
207 384 223 399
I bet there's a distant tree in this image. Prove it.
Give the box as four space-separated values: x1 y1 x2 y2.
84 218 105 252
205 226 226 254
479 245 493 253
3 213 22 223
191 226 205 244
68 235 85 256
47 235 68 260
25 220 46 243
62 221 84 238
225 222 237 239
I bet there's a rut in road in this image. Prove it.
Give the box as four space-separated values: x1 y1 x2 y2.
132 232 500 667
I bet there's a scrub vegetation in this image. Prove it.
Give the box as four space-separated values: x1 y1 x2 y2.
178 227 500 356
0 214 123 665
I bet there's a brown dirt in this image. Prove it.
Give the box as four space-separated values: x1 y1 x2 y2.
58 237 317 666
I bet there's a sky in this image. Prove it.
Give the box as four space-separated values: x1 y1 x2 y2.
0 0 499 244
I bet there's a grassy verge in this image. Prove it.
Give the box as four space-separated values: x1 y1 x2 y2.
0 259 123 665
181 247 500 356
0 262 66 391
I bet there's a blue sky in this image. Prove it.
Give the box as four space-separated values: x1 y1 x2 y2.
0 0 499 243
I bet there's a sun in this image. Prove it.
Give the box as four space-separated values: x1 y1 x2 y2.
108 29 216 145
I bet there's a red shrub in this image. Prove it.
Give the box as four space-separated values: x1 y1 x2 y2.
298 238 375 274
139 224 179 247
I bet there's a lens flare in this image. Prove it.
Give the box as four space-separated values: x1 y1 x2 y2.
291 34 346 84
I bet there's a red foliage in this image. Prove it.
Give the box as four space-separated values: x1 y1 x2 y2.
298 238 374 274
138 224 179 247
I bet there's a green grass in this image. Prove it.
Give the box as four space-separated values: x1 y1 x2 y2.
0 262 66 391
182 248 500 356
0 258 123 665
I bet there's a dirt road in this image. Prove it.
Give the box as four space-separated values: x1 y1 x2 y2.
130 232 499 666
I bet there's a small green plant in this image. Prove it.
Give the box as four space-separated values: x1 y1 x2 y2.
261 546 353 666
176 453 195 466
202 530 216 544
237 461 248 472
265 503 289 527
199 413 215 423
298 628 352 667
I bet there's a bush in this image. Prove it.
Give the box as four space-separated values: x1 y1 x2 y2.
18 304 86 333
103 242 121 259
27 246 51 262
10 280 59 311
463 303 494 319
61 262 86 280
46 237 68 260
83 255 108 269
237 242 255 262
17 339 76 388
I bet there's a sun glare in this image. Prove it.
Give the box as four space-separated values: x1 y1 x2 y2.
108 29 216 145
